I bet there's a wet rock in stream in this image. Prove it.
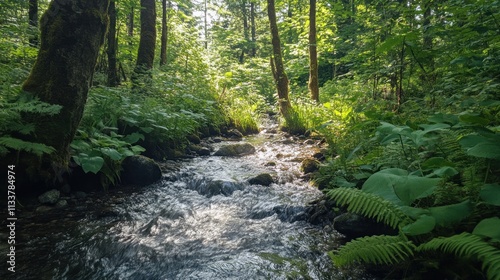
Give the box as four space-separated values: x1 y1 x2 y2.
247 173 274 186
38 189 60 205
334 212 398 239
121 155 162 186
187 178 245 197
213 143 256 156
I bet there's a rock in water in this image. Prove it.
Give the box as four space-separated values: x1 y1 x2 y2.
55 199 68 209
214 143 256 156
192 180 244 197
226 128 244 140
38 189 60 205
300 158 320 174
121 155 162 186
248 173 274 186
333 212 397 239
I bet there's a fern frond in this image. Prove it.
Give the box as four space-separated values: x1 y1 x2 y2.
330 235 416 267
7 96 62 115
418 232 500 280
327 187 412 228
0 136 55 156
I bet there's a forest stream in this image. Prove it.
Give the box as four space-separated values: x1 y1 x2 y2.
3 119 375 280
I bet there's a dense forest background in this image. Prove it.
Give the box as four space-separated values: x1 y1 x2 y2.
1 0 499 279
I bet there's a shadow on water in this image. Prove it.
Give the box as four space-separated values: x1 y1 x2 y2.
4 123 377 280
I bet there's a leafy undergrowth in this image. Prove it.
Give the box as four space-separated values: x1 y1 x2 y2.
313 94 500 279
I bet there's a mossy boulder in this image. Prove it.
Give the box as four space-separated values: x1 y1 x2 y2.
226 128 244 140
248 173 274 186
300 158 320 174
214 143 256 157
121 155 162 186
187 134 201 144
188 144 211 156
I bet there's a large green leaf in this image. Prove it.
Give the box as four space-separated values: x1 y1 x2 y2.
100 148 122 161
480 184 500 206
123 132 144 144
430 166 459 178
419 123 451 132
473 217 500 242
458 113 489 126
422 157 455 169
428 200 472 227
402 215 436 236
467 143 500 159
362 168 440 206
427 113 459 125
73 154 104 174
459 134 500 160
377 122 412 145
70 139 91 150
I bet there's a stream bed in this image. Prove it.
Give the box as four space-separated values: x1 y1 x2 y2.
2 122 375 280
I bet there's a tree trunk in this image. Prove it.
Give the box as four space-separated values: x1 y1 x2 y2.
128 8 134 37
133 0 156 84
250 1 256 57
240 0 249 63
107 1 119 86
204 0 208 49
19 0 109 186
397 39 405 109
160 0 169 66
308 0 319 103
267 0 292 117
28 0 38 46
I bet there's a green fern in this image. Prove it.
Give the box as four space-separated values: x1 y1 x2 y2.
418 232 500 280
330 235 417 266
327 187 412 229
0 136 55 156
0 93 62 157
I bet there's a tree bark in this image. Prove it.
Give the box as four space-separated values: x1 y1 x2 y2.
133 0 156 84
250 1 256 57
107 1 119 86
397 39 405 109
240 0 249 63
128 8 134 37
267 0 292 117
28 0 38 46
204 0 208 49
160 0 169 66
20 0 110 185
308 0 319 102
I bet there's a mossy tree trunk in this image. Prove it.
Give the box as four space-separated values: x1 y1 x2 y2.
107 0 119 87
28 0 38 46
308 0 319 103
133 0 156 86
267 0 292 117
19 0 109 186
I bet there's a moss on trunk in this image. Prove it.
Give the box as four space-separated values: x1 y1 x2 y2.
18 0 110 189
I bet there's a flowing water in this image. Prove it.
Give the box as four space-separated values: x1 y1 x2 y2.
4 121 374 280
